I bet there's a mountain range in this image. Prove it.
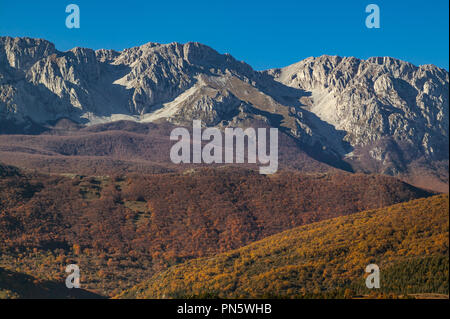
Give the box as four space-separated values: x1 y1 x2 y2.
0 36 448 191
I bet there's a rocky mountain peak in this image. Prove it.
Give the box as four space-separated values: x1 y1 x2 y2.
0 36 56 70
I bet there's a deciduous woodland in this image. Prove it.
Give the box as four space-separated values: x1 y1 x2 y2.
117 195 449 299
0 163 437 297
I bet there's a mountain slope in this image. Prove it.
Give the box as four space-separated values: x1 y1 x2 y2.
268 56 449 179
0 120 341 176
116 194 449 299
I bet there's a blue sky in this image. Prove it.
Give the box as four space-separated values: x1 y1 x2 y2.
0 0 448 70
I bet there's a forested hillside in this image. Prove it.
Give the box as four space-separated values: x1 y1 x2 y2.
0 164 432 296
116 195 449 299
